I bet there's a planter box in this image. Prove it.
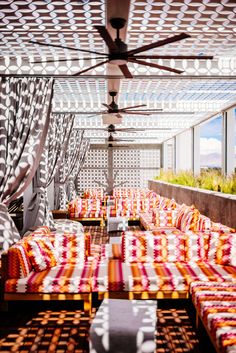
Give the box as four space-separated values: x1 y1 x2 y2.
148 180 236 229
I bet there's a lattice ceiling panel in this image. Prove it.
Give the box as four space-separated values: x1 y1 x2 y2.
0 0 236 144
128 0 236 57
53 78 107 110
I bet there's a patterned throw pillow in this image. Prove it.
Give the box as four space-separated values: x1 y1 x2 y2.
122 230 186 263
196 214 212 232
180 208 200 232
26 237 60 272
7 239 32 278
175 204 188 229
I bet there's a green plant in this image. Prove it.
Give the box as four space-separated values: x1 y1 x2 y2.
155 170 236 194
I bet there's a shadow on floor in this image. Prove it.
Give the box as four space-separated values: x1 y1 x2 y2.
0 299 216 353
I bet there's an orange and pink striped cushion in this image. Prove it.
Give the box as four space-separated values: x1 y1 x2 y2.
26 237 60 272
7 240 32 278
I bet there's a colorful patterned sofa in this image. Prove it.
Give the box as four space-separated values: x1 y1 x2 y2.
139 202 235 235
1 225 95 315
83 187 105 200
68 197 106 226
93 229 236 300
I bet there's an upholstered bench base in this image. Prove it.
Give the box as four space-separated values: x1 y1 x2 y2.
190 281 236 353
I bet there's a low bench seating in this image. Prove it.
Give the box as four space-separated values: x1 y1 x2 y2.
190 281 236 353
1 225 95 315
68 197 106 226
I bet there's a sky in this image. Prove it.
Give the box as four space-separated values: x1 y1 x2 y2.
199 112 236 168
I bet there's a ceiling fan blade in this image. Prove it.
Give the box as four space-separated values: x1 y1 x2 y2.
127 33 191 56
125 109 163 112
119 64 133 78
102 103 110 109
121 104 146 110
114 129 137 133
111 139 135 142
124 111 151 115
30 57 107 64
73 60 109 76
129 58 183 74
134 55 214 60
86 113 104 118
108 144 129 148
94 25 118 51
29 40 108 57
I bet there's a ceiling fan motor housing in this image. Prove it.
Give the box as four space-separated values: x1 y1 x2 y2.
109 40 128 65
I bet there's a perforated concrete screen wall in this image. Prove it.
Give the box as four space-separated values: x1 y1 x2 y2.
77 146 161 193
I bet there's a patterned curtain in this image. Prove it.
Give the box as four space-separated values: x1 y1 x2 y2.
0 77 54 253
68 137 90 200
24 114 75 230
54 129 84 210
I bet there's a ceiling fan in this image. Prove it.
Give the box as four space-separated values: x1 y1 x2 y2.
30 17 213 78
106 132 134 143
101 124 144 134
89 91 162 119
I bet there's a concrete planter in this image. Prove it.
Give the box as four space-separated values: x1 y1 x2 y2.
149 180 236 229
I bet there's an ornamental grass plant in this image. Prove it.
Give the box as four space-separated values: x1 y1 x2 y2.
155 169 236 195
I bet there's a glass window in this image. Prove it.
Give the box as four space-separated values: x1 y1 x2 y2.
200 115 223 171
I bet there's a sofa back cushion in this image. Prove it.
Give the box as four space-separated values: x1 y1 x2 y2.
52 233 86 264
68 198 102 218
210 222 235 234
84 187 104 200
26 237 60 272
32 226 51 235
7 240 32 278
185 231 209 262
122 230 186 263
152 209 178 227
205 232 236 266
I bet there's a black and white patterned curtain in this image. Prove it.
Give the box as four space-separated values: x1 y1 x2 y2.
0 77 54 254
54 129 84 210
24 114 75 230
67 137 90 201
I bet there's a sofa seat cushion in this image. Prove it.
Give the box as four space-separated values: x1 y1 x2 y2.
54 219 84 235
176 262 236 286
91 260 236 293
190 281 236 310
5 261 94 293
92 260 189 292
70 209 105 218
207 313 236 353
